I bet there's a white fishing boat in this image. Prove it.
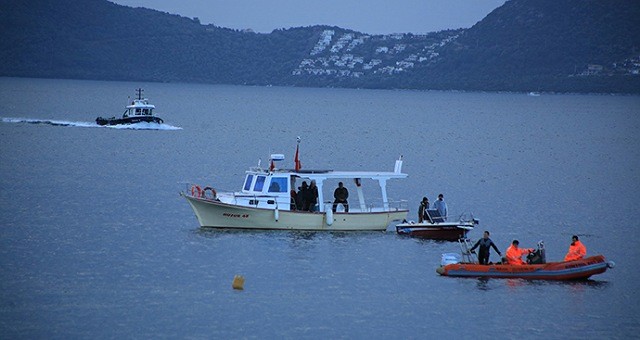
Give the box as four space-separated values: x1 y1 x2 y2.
181 142 408 231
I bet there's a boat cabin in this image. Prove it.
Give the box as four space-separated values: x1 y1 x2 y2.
123 98 155 118
122 88 156 119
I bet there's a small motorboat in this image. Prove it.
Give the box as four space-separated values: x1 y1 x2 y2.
96 88 164 126
436 240 614 280
395 210 478 241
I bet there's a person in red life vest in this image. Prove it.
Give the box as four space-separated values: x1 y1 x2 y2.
564 235 587 261
505 240 534 265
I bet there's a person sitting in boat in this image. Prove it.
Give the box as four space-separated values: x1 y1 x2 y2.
418 197 431 223
332 182 349 213
564 235 587 261
469 231 502 265
433 194 448 221
505 240 534 265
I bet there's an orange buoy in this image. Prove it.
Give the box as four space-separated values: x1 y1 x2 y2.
203 186 217 200
232 275 245 290
191 185 203 198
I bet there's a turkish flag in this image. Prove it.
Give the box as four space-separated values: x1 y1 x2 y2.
294 144 301 171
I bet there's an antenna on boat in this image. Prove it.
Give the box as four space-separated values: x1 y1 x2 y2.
136 88 143 100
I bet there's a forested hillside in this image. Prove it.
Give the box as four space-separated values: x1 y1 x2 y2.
1 0 638 93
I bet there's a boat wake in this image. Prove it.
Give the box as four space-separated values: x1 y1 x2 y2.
1 117 182 130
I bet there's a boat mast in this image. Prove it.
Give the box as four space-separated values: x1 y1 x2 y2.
136 88 143 100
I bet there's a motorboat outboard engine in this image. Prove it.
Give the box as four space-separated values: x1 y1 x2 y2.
527 240 546 264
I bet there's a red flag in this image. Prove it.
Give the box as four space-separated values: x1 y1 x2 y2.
270 159 275 171
294 144 301 171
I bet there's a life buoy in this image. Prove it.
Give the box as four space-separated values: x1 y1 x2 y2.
203 186 217 200
191 185 203 198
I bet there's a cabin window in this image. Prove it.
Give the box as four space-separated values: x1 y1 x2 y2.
268 177 287 193
243 174 254 191
136 108 142 114
254 176 266 192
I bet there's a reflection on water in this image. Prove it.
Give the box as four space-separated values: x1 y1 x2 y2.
475 277 492 291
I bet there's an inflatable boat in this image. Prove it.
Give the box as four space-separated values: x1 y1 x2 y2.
436 254 614 280
437 239 614 280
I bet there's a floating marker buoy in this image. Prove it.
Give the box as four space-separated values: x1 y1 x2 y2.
232 275 245 290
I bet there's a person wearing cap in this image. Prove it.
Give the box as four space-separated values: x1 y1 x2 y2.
433 194 448 221
505 240 534 265
469 231 502 265
418 197 431 223
564 235 587 261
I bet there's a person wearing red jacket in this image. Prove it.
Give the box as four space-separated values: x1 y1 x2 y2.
505 240 534 265
564 235 587 261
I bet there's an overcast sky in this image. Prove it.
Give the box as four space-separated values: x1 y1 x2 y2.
109 0 507 35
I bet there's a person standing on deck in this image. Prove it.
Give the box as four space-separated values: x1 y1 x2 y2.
298 181 309 211
418 197 430 223
306 180 319 212
469 231 502 265
433 194 448 221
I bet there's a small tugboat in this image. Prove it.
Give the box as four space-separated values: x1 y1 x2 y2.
436 240 614 280
181 139 409 231
395 211 478 241
96 88 164 126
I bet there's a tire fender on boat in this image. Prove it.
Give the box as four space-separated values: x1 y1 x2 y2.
202 186 217 200
326 208 334 226
191 185 203 198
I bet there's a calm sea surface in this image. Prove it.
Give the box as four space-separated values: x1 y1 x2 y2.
1 77 639 338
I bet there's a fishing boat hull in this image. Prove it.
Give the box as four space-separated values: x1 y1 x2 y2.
96 116 163 126
396 221 474 241
182 194 408 231
436 255 613 280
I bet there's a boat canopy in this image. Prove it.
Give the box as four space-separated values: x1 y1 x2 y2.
239 157 406 212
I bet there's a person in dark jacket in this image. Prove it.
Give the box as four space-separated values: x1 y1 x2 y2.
305 180 319 211
469 231 502 265
297 181 308 211
332 182 349 212
418 197 431 223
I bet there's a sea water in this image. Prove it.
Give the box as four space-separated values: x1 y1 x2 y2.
1 77 639 338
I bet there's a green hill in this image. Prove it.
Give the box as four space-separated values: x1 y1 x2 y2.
1 0 638 93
